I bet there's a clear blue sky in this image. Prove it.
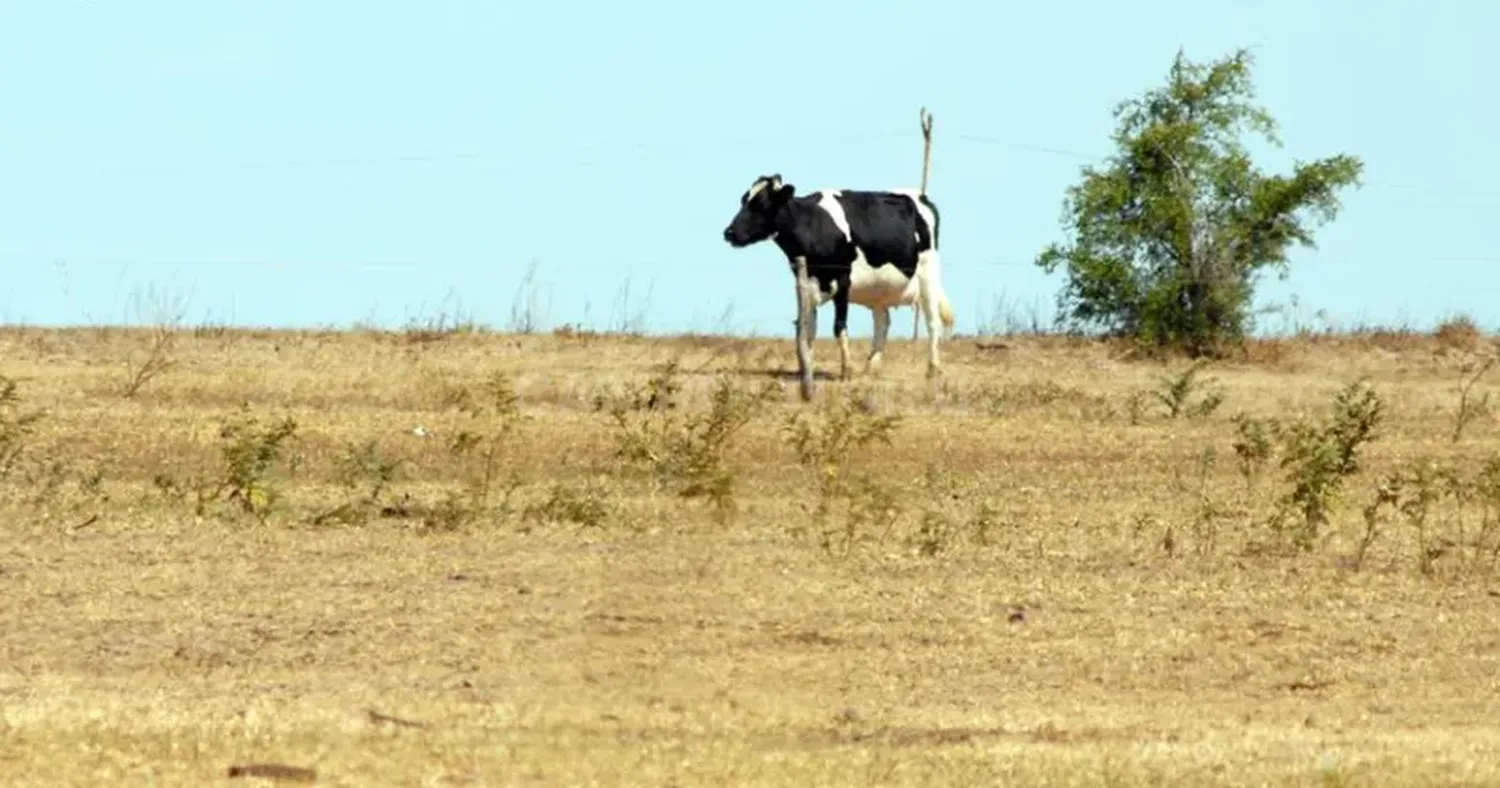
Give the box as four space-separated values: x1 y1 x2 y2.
2 1 1496 336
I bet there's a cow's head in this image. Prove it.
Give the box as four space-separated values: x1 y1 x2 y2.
722 174 794 248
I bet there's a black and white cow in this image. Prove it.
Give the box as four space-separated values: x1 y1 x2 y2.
721 173 955 400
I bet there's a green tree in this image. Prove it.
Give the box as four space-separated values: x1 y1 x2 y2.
1036 48 1364 356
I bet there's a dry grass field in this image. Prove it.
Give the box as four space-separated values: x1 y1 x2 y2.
6 320 1500 786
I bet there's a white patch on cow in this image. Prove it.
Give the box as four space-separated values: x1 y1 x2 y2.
887 188 939 249
813 190 851 240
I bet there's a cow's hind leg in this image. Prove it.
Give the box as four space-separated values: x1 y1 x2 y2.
917 252 944 379
832 275 852 380
867 306 891 374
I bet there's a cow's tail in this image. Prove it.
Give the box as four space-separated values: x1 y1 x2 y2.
914 252 956 339
925 225 955 336
910 190 954 338
913 290 956 339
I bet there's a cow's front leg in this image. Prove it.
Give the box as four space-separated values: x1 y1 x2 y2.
867 307 890 374
793 257 817 401
832 275 852 381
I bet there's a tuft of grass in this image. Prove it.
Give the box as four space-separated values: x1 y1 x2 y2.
402 313 480 345
311 440 407 526
0 376 103 521
152 406 302 524
910 465 1005 557
1177 447 1228 557
1152 359 1225 420
211 408 301 522
1392 459 1460 576
1270 379 1385 551
1451 356 1495 444
979 380 1115 421
1468 455 1500 574
598 360 778 518
1229 412 1276 493
119 285 188 398
913 465 959 557
0 376 45 484
120 326 178 398
523 476 618 531
1353 454 1500 577
1353 474 1400 572
508 260 546 334
1433 313 1483 352
217 410 300 521
426 372 525 531
782 387 902 555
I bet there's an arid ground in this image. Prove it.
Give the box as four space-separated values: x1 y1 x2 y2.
4 322 1500 786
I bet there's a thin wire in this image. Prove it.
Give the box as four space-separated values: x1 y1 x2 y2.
954 134 1105 161
0 130 914 181
0 127 1492 195
950 135 1500 194
24 254 1500 270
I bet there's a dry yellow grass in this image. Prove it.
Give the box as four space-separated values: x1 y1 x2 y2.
4 324 1500 786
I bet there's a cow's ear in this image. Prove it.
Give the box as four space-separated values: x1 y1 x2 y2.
774 182 796 202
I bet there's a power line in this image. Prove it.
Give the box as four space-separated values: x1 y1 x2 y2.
20 254 1500 271
949 135 1498 194
954 134 1104 161
41 257 432 270
1 127 1493 195
0 131 914 181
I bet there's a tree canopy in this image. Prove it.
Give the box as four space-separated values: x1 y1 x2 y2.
1036 48 1364 356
